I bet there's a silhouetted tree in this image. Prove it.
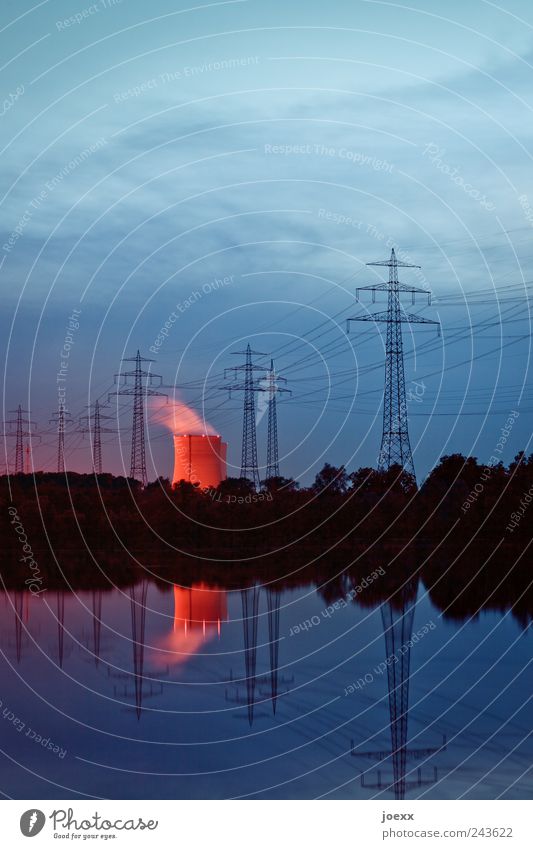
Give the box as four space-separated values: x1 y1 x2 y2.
262 476 299 494
215 477 256 498
312 463 348 495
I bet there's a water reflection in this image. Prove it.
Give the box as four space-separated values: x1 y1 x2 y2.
129 580 148 719
151 583 227 677
352 575 446 799
240 584 260 727
224 585 289 726
13 590 24 663
91 590 103 667
266 588 282 715
55 591 66 669
0 549 531 799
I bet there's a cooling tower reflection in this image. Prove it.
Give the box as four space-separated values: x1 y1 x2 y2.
152 583 228 668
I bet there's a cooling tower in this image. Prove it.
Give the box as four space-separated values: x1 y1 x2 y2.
173 583 228 635
172 433 227 489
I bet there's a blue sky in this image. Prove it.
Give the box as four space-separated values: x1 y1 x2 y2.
1 0 533 482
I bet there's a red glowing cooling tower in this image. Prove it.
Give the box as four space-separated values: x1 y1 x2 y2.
173 583 228 635
172 434 227 489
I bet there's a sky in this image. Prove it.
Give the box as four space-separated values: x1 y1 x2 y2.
1 0 533 483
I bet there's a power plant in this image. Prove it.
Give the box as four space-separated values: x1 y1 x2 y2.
2 249 439 486
172 433 227 489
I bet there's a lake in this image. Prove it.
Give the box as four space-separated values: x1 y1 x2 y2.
0 566 531 799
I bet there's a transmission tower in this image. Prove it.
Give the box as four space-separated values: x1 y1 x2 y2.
351 576 446 799
130 580 148 720
348 248 439 481
79 400 116 475
225 584 261 725
109 351 166 486
265 359 290 481
3 405 38 473
222 344 267 489
266 587 281 714
50 406 74 473
14 405 24 473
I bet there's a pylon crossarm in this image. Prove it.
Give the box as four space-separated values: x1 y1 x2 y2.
397 283 431 294
405 746 444 761
1 431 41 440
347 312 389 330
356 282 389 296
367 259 421 269
117 370 160 382
108 388 166 400
347 313 439 327
404 314 441 335
225 365 268 375
403 313 439 325
221 381 265 392
357 283 432 306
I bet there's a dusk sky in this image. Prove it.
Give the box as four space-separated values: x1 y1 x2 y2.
2 0 533 483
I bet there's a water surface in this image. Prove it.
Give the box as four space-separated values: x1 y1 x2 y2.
0 569 531 799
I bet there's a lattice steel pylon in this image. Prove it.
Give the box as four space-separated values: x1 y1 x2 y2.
50 406 74 473
4 405 38 474
241 584 260 726
109 351 166 486
129 580 148 720
222 344 267 489
348 248 439 481
382 577 418 800
351 576 446 799
14 405 23 473
79 400 115 475
266 587 281 714
265 359 290 481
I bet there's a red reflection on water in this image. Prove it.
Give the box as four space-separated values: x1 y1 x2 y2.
151 583 227 668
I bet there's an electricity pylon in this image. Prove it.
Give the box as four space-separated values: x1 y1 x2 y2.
56 592 66 668
91 590 103 666
224 585 293 722
50 406 74 473
241 584 260 726
351 576 446 799
348 248 439 481
79 400 115 474
130 580 148 720
222 344 267 489
266 587 281 714
109 351 166 485
3 405 38 473
264 359 290 481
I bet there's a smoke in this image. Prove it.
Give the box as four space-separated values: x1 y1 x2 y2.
149 394 216 436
